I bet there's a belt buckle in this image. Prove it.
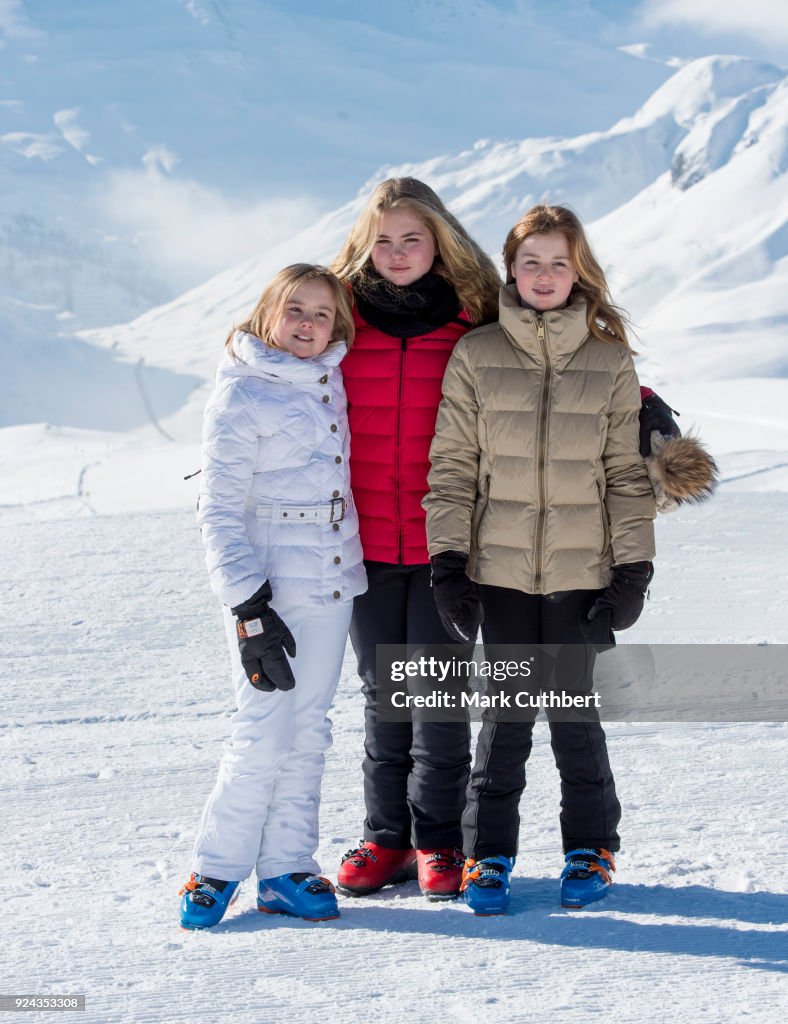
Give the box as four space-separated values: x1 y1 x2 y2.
330 496 346 523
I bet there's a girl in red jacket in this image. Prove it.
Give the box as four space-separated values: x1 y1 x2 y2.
332 178 501 900
331 178 693 903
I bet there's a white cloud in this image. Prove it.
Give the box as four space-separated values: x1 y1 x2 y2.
0 0 41 41
639 0 788 48
180 0 211 26
94 165 323 291
619 43 651 59
53 108 90 152
142 144 179 175
618 42 689 68
1 131 62 160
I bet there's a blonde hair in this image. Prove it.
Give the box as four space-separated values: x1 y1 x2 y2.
226 264 355 354
331 177 501 325
503 205 632 349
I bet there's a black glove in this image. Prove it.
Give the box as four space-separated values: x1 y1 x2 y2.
231 582 296 691
588 561 654 632
430 551 483 643
639 392 681 457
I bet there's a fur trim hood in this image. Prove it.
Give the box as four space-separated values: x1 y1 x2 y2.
645 431 719 513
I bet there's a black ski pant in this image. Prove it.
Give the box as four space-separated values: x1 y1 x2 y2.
350 560 472 850
462 585 621 859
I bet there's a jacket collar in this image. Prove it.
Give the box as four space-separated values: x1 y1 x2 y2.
498 284 590 367
351 270 463 340
219 331 347 385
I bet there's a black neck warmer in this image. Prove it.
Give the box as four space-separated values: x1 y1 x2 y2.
353 270 463 339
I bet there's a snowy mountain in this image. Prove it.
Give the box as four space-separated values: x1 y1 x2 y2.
3 54 788 518
0 0 671 330
85 55 788 395
1 293 200 432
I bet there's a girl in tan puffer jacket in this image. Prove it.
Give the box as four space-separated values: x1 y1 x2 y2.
424 204 655 914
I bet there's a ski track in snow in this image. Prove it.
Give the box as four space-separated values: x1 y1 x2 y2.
3 497 788 1024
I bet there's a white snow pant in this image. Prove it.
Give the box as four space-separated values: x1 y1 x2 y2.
192 593 353 881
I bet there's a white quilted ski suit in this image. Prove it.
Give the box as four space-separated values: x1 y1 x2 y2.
192 331 366 881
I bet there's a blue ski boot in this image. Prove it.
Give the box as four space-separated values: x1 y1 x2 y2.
560 848 616 908
257 872 339 921
179 873 240 930
461 856 514 916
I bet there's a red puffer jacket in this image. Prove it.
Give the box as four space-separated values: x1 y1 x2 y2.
342 306 471 564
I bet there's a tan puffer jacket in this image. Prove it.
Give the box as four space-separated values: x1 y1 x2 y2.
423 285 656 594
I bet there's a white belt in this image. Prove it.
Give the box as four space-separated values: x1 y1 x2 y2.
250 496 348 524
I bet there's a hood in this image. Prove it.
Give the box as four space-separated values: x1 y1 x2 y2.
217 331 347 386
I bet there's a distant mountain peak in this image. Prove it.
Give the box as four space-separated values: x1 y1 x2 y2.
627 54 784 131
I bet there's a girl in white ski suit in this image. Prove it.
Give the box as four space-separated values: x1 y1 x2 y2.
180 264 366 928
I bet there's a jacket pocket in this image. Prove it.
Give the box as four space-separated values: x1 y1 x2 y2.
596 481 610 554
472 474 491 549
248 515 272 573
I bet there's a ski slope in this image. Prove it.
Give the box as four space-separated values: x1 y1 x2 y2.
3 490 787 1024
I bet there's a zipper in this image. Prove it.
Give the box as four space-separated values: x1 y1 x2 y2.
533 314 551 593
396 338 406 564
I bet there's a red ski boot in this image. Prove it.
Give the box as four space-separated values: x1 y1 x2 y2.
336 842 417 896
416 848 464 901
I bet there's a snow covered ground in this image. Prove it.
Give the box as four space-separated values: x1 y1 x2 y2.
3 487 787 1023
